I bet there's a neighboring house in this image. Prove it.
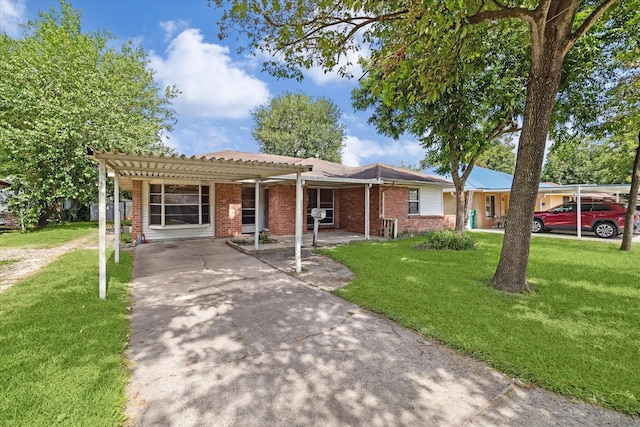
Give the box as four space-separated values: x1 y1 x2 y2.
433 166 637 230
93 149 452 242
432 166 557 229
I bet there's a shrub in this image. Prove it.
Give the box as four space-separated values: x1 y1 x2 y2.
420 229 477 251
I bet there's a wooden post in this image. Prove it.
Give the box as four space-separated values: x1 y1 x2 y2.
98 159 107 299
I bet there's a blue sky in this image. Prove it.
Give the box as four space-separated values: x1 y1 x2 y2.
0 0 426 166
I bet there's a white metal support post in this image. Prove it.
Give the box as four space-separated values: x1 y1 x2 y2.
364 183 370 240
114 172 120 264
98 159 107 299
295 172 303 273
254 180 260 250
576 186 582 238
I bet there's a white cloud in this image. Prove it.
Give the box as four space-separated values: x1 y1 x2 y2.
159 19 189 41
149 28 270 119
343 135 423 167
0 0 25 38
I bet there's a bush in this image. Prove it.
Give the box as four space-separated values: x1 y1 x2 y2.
420 229 477 251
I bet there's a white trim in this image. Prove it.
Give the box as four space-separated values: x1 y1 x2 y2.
114 173 120 264
254 180 260 250
364 184 370 240
149 224 210 230
295 172 303 273
98 159 106 300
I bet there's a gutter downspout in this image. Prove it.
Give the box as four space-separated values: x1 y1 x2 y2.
381 181 395 218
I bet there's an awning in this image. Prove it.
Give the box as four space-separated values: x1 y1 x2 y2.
89 148 312 299
89 148 312 190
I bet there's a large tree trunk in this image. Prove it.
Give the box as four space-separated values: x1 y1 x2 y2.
620 132 640 251
454 182 466 233
490 1 576 292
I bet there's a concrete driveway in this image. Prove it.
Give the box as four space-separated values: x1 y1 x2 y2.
126 239 637 426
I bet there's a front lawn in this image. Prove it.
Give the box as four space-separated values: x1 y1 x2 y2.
325 233 640 416
0 249 132 426
0 222 97 248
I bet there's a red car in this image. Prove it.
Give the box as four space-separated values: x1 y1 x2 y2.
532 201 636 238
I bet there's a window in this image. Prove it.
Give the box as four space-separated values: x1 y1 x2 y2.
149 184 210 226
485 195 496 218
307 188 334 226
408 188 419 215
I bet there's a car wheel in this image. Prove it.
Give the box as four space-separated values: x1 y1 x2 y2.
594 222 616 238
532 219 544 233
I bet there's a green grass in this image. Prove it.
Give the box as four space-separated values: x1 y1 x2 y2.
0 222 98 248
0 249 132 426
325 233 640 416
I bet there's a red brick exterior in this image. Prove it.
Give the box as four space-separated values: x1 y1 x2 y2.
267 184 303 235
339 187 365 233
132 180 142 238
215 183 242 237
381 186 445 234
129 179 444 240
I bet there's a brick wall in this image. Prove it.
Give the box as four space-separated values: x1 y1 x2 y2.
339 187 365 233
337 185 381 235
267 184 302 235
132 180 142 237
382 186 445 234
215 183 242 237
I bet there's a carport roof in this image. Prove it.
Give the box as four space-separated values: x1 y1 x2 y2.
89 148 313 189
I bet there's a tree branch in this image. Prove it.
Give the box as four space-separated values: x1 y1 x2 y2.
467 6 536 26
565 0 619 53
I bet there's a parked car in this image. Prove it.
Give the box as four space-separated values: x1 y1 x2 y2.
532 201 637 238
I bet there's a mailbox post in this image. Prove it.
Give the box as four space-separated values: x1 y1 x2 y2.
310 208 326 246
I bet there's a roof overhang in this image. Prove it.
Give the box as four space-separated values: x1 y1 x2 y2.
443 183 638 195
89 149 313 190
269 173 382 187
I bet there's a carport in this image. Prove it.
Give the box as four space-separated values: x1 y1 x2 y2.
89 148 312 299
537 183 639 238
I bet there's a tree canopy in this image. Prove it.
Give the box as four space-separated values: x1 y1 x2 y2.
352 23 525 232
251 92 346 162
477 141 516 175
542 138 636 184
214 0 638 292
0 1 178 228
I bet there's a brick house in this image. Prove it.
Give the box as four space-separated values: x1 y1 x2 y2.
94 149 452 243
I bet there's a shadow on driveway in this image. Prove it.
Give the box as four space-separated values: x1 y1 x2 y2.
126 239 637 426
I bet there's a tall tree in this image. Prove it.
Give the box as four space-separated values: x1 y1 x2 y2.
0 1 177 229
621 135 640 251
251 92 346 162
352 23 525 233
477 140 517 175
542 138 636 184
214 0 634 292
